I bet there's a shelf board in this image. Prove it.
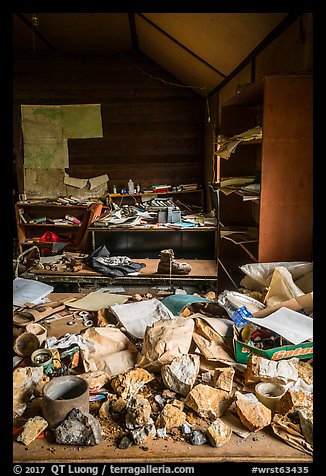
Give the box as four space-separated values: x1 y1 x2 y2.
238 242 258 262
23 259 218 279
234 190 260 201
237 138 262 145
109 189 203 198
16 203 87 208
19 223 79 227
21 241 68 246
89 226 217 232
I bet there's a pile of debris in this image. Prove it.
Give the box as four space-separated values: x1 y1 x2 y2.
32 252 87 273
13 261 313 456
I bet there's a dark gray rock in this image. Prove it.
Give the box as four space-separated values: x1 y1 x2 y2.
118 435 133 449
54 408 103 446
130 421 156 445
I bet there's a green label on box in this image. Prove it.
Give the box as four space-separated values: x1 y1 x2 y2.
234 339 313 363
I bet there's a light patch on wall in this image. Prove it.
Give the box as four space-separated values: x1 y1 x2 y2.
20 104 104 196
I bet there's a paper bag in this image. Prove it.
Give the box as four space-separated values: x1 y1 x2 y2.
137 317 194 372
80 327 139 377
192 317 235 362
271 414 313 455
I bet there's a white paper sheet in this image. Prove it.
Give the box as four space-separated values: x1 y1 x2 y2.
89 174 109 190
110 298 175 339
64 173 88 188
246 307 313 345
13 277 54 307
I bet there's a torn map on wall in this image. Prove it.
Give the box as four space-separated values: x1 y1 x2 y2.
20 104 105 197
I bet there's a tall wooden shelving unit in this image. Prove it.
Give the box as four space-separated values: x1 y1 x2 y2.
217 74 313 287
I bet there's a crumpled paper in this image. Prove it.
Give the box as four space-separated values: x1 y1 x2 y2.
264 266 305 307
80 327 139 377
271 413 313 455
192 316 235 362
137 317 194 372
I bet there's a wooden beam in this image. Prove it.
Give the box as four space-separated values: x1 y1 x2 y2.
128 13 139 49
14 12 55 50
208 12 303 97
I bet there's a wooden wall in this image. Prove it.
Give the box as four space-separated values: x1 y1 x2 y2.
13 50 204 195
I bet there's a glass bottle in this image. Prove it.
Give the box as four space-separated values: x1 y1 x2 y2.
128 179 134 195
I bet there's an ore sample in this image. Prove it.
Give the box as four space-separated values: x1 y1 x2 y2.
206 418 232 447
190 430 207 445
185 383 232 419
111 368 155 399
130 422 156 445
118 435 133 449
17 416 48 446
161 354 200 396
125 396 152 430
155 403 187 432
54 408 103 446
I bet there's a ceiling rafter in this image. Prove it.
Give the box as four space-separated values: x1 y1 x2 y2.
208 12 303 97
136 13 227 79
128 13 139 50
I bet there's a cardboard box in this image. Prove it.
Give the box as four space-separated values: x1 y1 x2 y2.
233 293 313 363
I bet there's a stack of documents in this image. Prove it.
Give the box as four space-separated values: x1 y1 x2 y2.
217 126 262 159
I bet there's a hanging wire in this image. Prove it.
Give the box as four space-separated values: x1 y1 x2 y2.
212 131 216 183
31 13 39 53
205 85 211 124
90 13 206 93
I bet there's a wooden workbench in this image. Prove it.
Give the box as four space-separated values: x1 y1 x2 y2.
13 293 312 464
21 259 218 287
13 425 311 464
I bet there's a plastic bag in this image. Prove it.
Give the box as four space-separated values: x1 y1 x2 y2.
240 261 313 289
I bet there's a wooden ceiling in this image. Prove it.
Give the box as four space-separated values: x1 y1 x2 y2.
13 12 295 96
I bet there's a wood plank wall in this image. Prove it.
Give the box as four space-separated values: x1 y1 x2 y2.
13 50 205 195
